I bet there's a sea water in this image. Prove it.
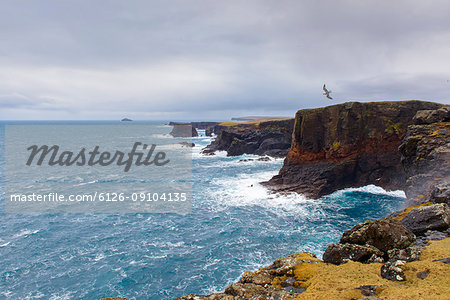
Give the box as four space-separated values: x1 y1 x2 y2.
0 121 406 299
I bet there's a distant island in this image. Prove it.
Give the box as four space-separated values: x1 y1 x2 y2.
121 118 132 122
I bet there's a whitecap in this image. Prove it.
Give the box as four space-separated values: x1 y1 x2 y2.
332 184 406 198
0 241 10 247
13 229 40 238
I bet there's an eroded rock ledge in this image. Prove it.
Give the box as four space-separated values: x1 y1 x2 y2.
264 101 443 198
202 118 294 157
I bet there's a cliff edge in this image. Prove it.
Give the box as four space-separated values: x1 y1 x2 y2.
264 101 444 198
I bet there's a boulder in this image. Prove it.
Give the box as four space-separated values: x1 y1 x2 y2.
387 245 422 262
322 243 383 265
381 260 406 281
340 218 416 253
401 203 450 235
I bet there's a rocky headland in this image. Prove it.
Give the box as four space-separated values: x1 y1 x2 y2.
201 118 295 157
170 122 199 137
264 101 445 199
172 101 450 300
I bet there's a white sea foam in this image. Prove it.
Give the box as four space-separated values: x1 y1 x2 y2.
151 133 172 139
13 229 40 238
206 170 322 217
93 253 105 261
332 184 406 198
0 241 10 247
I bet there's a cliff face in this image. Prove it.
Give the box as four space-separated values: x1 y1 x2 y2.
202 118 295 157
265 101 443 198
169 123 199 137
399 106 450 204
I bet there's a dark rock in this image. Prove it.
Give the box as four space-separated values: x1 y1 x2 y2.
224 283 267 297
401 203 450 235
120 118 132 122
170 123 198 137
265 100 443 198
356 285 379 296
399 118 450 203
239 271 272 285
413 106 450 124
429 182 450 205
179 142 195 147
416 271 429 279
190 122 219 130
424 230 449 240
381 260 406 281
239 157 271 163
433 257 450 264
322 243 383 265
340 218 416 253
205 126 214 137
202 119 294 158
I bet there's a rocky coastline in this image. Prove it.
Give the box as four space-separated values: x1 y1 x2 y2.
173 101 450 300
201 118 294 157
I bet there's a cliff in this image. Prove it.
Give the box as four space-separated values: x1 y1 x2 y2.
172 105 450 300
264 101 444 198
202 118 295 157
399 106 450 204
169 123 199 137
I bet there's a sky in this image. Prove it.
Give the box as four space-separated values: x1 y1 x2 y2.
0 0 449 120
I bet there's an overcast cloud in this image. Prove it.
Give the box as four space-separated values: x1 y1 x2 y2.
0 0 449 120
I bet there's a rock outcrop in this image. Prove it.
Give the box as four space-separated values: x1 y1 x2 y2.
202 119 295 157
399 106 450 203
170 123 198 137
322 218 415 265
265 101 444 198
401 203 450 235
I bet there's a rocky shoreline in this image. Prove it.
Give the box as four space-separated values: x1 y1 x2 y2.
173 101 449 300
201 118 294 157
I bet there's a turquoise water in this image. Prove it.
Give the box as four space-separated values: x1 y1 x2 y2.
0 121 406 299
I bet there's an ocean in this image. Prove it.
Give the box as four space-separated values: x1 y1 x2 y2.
0 121 406 299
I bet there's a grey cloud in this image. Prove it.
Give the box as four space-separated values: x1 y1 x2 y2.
0 0 449 120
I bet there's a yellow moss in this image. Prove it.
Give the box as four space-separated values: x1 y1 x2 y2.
294 262 322 289
218 121 240 127
294 238 450 300
295 253 321 262
394 202 432 221
272 275 288 287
